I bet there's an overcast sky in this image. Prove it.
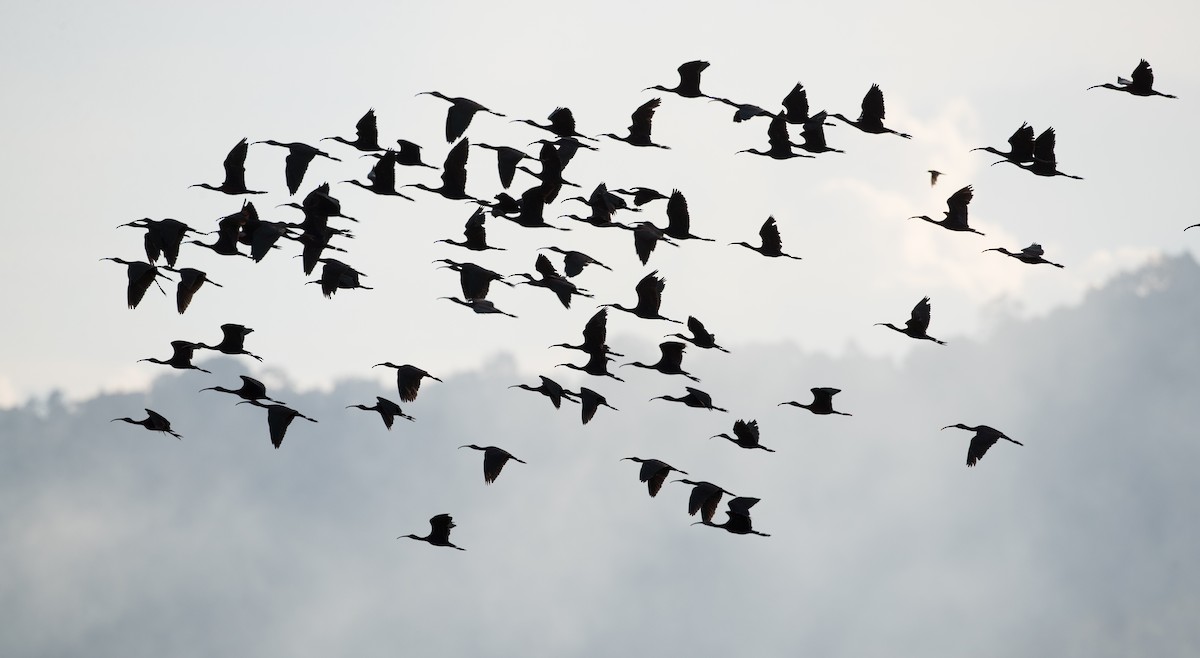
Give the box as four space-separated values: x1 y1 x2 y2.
1 0 1198 404
4 1 1200 655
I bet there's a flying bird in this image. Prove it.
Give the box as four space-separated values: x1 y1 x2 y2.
693 497 771 537
603 271 683 324
101 257 170 309
1088 59 1176 99
139 340 211 373
621 457 687 497
118 217 201 267
347 397 415 429
972 123 1036 164
738 112 815 160
928 170 944 186
667 316 729 353
403 138 478 201
252 140 341 195
399 514 465 551
992 127 1083 180
876 297 946 345
373 363 442 402
983 243 1065 268
458 444 526 484
601 98 669 149
578 387 618 424
199 323 263 361
201 376 282 405
475 142 531 189
418 91 506 142
538 246 611 277
910 185 983 235
623 341 700 382
731 216 802 259
191 138 266 195
323 109 383 151
111 409 182 440
829 84 911 138
672 479 736 523
711 419 774 452
509 376 579 409
779 388 852 415
651 387 727 412
942 423 1023 467
237 400 318 449
645 60 712 98
436 208 504 252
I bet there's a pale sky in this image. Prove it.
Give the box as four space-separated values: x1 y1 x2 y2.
2 0 1198 404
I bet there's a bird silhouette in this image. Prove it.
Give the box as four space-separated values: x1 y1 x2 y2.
942 423 1023 467
139 340 211 373
623 341 699 382
393 139 437 168
731 216 802 259
101 257 170 309
322 109 383 151
443 296 518 317
509 376 579 409
629 222 676 265
1088 59 1176 99
373 363 442 402
711 419 774 452
779 388 852 415
201 376 282 405
237 400 317 449
436 208 504 252
459 444 525 484
693 497 770 536
530 136 597 170
111 409 182 439
651 387 727 412
780 82 818 123
708 95 776 123
645 60 712 99
342 151 415 200
118 218 201 267
418 91 506 142
199 323 263 361
403 138 478 201
504 185 569 231
513 107 594 141
311 258 372 297
671 479 736 523
972 123 1036 163
511 254 594 309
603 271 683 324
436 259 514 302
829 84 911 138
186 202 256 258
578 387 618 424
556 350 624 382
876 297 946 345
667 316 729 353
738 112 815 160
796 112 844 154
910 185 983 235
621 457 687 497
347 396 414 429
252 140 341 195
983 243 1064 268
601 98 669 149
992 127 1083 180
161 267 222 314
475 143 531 189
399 514 465 551
928 170 944 186
613 186 669 208
662 190 714 241
550 308 623 358
191 138 265 194
538 246 612 277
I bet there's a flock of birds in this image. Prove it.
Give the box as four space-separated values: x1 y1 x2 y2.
105 58 1176 550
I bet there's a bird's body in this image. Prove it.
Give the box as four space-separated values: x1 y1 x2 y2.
780 387 851 415
475 143 530 189
437 208 503 252
613 186 669 207
343 151 414 200
623 341 699 382
709 95 776 123
253 140 341 195
509 376 579 409
200 323 262 361
668 316 729 353
403 138 478 201
238 400 318 449
672 479 735 523
550 308 623 358
928 170 944 186
876 297 946 345
399 514 465 551
797 112 843 154
459 444 525 484
118 218 200 267
712 419 774 452
373 363 442 402
111 409 181 439
512 254 593 309
910 185 983 235
984 243 1064 268
738 112 815 160
101 257 170 309
418 91 506 142
201 376 281 405
557 350 624 382
139 340 211 373
972 123 1035 164
731 216 801 259
829 84 911 138
651 386 727 412
323 109 383 151
514 107 593 141
621 457 687 497
312 258 372 297
347 396 414 430
191 138 266 195
602 98 669 149
993 128 1083 180
578 387 618 424
603 271 683 324
1089 59 1176 99
645 60 712 99
694 497 770 536
942 423 1023 467
662 190 713 242
436 259 513 302
539 246 612 277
